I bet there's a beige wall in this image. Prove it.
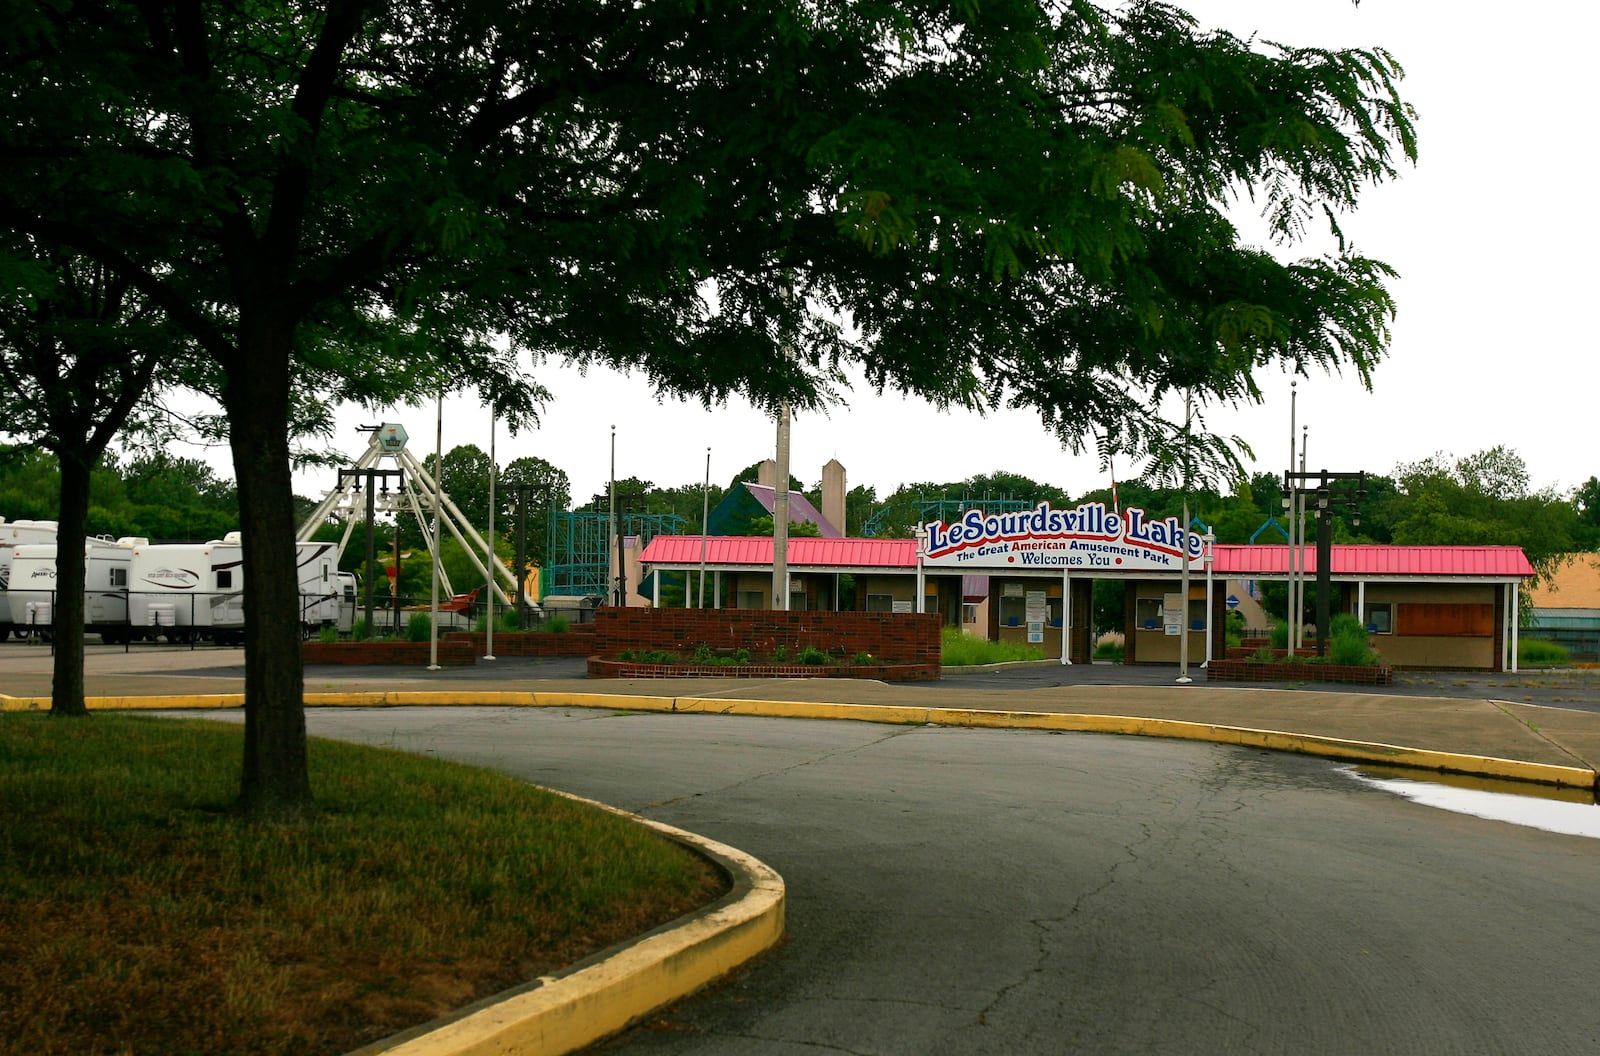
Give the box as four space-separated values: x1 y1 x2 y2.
1362 583 1496 605
1374 635 1495 669
727 572 844 611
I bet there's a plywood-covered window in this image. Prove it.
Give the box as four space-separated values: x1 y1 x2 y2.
1396 603 1494 637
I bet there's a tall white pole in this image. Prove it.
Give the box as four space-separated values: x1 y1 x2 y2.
699 447 710 608
1286 381 1297 658
773 401 790 611
1177 390 1193 684
1203 530 1215 667
609 425 618 606
484 408 496 661
427 392 444 670
1296 426 1308 651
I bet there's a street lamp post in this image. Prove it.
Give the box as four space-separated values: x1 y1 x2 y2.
337 466 403 636
1284 469 1366 657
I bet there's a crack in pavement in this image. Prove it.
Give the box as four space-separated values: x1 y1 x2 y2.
637 725 922 811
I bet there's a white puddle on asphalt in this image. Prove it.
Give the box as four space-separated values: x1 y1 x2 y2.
1343 765 1600 840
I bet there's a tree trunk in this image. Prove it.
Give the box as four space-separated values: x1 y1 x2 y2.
48 452 92 717
226 314 316 820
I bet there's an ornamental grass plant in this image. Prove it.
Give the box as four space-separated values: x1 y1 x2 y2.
0 714 725 1056
940 627 1047 666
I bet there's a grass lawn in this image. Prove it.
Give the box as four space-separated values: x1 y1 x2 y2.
0 713 727 1056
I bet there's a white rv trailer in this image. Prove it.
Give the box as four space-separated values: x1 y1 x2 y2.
0 517 59 640
128 536 245 642
6 537 142 643
128 534 348 642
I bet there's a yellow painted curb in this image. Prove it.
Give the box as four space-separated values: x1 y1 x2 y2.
11 689 1594 792
354 795 785 1056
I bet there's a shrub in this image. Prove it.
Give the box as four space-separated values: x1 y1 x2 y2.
619 648 678 664
406 611 432 642
1327 612 1380 666
797 645 831 666
1093 639 1124 662
770 644 789 662
1269 622 1288 649
351 617 369 642
1519 639 1571 666
691 642 718 665
317 624 339 643
1225 610 1245 650
545 614 570 634
851 651 876 666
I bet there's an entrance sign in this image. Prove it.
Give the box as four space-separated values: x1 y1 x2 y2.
920 501 1209 571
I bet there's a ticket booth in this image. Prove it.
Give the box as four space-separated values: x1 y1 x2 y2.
988 576 1094 662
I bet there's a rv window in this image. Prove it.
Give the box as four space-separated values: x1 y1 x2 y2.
110 568 127 587
217 570 233 589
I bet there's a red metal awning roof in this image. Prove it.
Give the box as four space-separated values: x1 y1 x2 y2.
639 535 918 569
1213 544 1534 578
639 537 1534 579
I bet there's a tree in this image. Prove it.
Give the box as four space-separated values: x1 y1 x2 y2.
499 456 571 570
1382 448 1578 585
5 1 1415 816
0 243 174 716
743 516 823 538
1574 477 1600 552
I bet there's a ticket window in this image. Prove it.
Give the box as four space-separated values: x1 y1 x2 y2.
1136 597 1162 631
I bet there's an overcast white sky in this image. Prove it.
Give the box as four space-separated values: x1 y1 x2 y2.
270 0 1593 512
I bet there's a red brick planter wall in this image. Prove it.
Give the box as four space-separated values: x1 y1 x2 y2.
588 658 939 682
591 608 943 681
1206 659 1393 685
302 639 477 667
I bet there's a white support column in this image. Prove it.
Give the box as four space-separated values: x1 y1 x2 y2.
1509 582 1521 673
1060 565 1072 665
915 527 927 614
